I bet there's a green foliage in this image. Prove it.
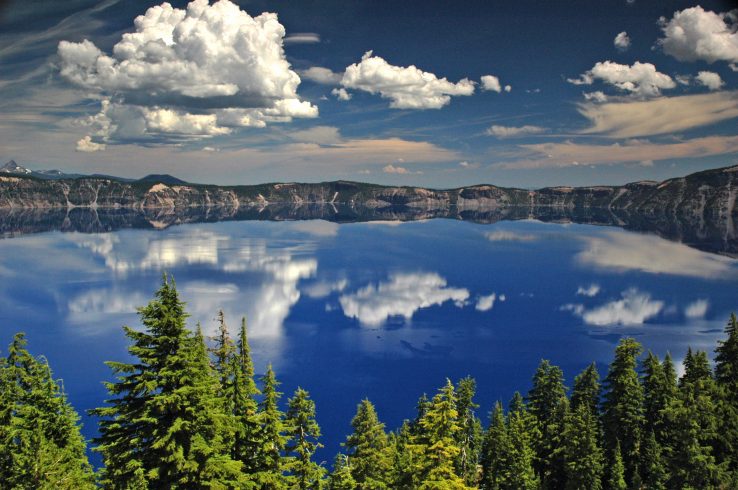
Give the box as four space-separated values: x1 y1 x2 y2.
344 399 391 488
601 337 644 487
328 454 357 490
254 364 288 489
607 441 627 490
570 363 600 415
285 387 326 489
562 403 603 490
0 333 95 489
455 377 483 487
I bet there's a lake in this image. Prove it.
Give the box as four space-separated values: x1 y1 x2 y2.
0 215 736 465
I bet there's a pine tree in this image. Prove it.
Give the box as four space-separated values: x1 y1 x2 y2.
508 391 525 414
570 362 600 415
607 441 626 490
328 454 357 490
527 359 567 488
505 406 540 490
714 313 738 471
255 364 288 489
601 337 644 487
562 403 603 490
416 379 470 489
233 318 263 475
285 387 326 489
344 399 391 488
640 430 667 490
0 333 95 489
93 275 242 488
480 401 508 490
641 351 676 443
455 376 483 487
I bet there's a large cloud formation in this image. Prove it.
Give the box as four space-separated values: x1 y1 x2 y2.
341 51 475 109
658 6 738 67
58 0 317 150
568 61 676 97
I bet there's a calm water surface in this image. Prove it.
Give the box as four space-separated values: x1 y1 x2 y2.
0 218 736 464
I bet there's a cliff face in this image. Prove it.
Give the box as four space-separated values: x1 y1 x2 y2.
2 166 738 217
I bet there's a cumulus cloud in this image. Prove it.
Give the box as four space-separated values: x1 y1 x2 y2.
695 71 725 90
565 288 664 326
339 272 470 326
576 231 737 279
614 31 631 51
58 0 318 148
576 284 601 297
658 6 738 65
303 278 348 298
76 135 106 152
301 66 342 85
341 51 475 109
475 293 497 312
584 91 608 103
486 125 546 138
481 75 507 93
485 230 537 242
331 87 352 101
383 163 421 174
567 61 676 97
577 91 738 138
684 299 709 319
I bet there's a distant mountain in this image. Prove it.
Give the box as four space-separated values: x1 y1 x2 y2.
0 160 32 175
0 160 83 180
137 174 189 185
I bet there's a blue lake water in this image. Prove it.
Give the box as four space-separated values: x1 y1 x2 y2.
1 218 736 465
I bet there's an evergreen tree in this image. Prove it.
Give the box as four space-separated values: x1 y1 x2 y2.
505 405 539 490
714 313 738 471
480 402 508 490
255 364 288 489
232 318 262 475
601 337 644 487
570 362 600 415
0 333 95 489
562 403 603 490
93 275 242 488
343 399 391 489
607 441 626 490
455 376 483 487
508 391 525 414
285 387 325 489
416 379 470 489
527 359 567 488
640 430 667 490
328 454 357 490
641 351 675 443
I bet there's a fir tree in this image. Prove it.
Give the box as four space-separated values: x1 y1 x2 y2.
570 362 600 415
455 376 483 487
714 313 738 471
640 430 667 490
601 337 644 487
285 387 325 489
232 317 262 475
641 351 675 443
508 391 525 414
255 364 288 489
480 401 508 490
92 275 242 488
607 441 627 490
328 454 357 490
343 399 391 488
562 403 603 490
0 333 95 489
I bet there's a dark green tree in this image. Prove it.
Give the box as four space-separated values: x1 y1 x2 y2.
641 351 676 443
570 362 600 415
714 313 738 471
607 441 626 490
255 364 288 489
0 333 95 489
344 399 391 489
562 403 603 490
455 376 483 486
601 337 644 487
640 430 667 490
328 454 357 490
285 387 325 489
93 276 242 488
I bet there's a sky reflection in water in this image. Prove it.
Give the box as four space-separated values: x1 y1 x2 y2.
0 218 736 464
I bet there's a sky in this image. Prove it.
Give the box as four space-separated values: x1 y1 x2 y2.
0 0 737 188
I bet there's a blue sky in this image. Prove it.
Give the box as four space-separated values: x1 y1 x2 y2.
0 0 736 187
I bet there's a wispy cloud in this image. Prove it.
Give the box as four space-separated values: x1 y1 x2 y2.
563 288 664 326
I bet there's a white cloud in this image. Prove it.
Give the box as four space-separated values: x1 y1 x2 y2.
383 163 421 175
339 272 470 326
303 278 348 299
577 91 738 138
481 75 504 93
695 71 725 90
658 6 738 65
331 87 352 101
289 126 342 145
576 284 601 297
485 230 537 242
486 125 546 138
568 61 676 97
284 32 320 44
504 85 512 92
583 91 608 103
58 0 318 147
614 31 631 51
475 293 497 312
684 299 709 319
576 231 737 279
565 288 664 326
341 51 475 109
458 161 480 169
76 135 106 152
301 66 342 85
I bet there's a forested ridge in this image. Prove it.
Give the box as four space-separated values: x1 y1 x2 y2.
1 276 738 489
